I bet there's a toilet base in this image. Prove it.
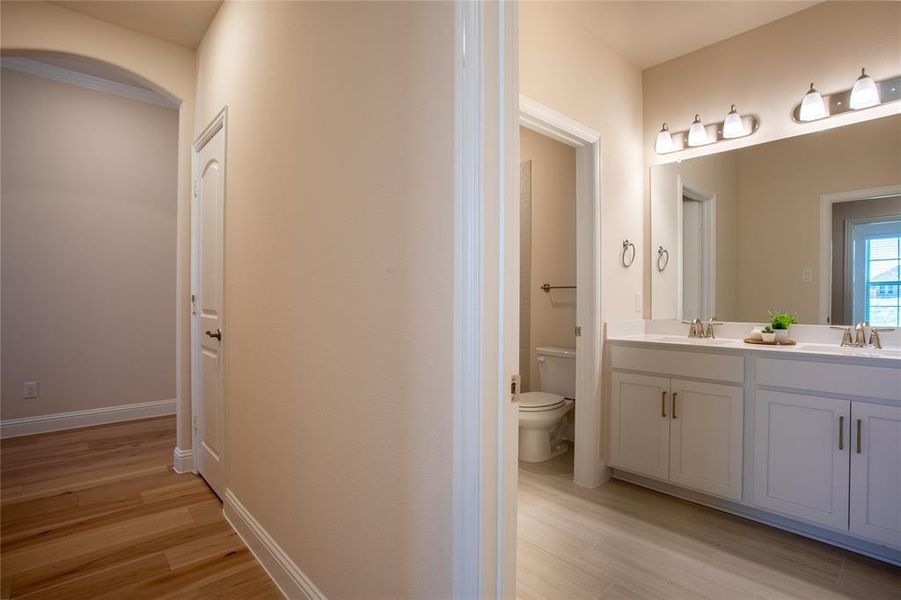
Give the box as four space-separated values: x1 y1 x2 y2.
519 427 569 463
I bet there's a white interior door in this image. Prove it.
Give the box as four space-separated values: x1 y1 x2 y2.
682 198 702 320
850 401 901 547
192 121 226 498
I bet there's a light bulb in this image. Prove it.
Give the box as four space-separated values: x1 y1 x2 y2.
687 114 709 147
799 83 827 121
722 105 745 138
850 68 880 109
655 123 674 153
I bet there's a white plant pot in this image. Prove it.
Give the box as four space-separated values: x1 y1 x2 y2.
773 328 788 342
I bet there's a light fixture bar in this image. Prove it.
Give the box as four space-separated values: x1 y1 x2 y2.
792 74 901 122
655 114 760 154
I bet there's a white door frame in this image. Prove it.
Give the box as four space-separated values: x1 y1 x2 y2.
452 1 519 598
519 97 604 489
818 184 901 324
676 178 716 320
190 106 229 485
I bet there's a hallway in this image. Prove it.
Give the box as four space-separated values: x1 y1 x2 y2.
0 417 279 599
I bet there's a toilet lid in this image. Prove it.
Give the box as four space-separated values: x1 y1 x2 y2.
519 391 565 410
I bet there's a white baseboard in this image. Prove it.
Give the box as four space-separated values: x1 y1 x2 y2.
173 446 194 473
0 399 176 439
223 489 325 600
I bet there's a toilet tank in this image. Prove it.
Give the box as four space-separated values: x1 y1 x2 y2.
535 346 576 398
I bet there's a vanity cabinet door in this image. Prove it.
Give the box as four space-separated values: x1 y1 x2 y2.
669 380 743 501
753 390 850 531
610 372 671 480
850 402 901 547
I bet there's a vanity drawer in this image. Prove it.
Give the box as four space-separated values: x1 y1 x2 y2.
756 358 901 402
610 345 743 384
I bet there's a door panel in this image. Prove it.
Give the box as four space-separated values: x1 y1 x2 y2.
193 124 226 498
753 390 850 531
850 402 901 547
610 372 671 480
670 379 743 501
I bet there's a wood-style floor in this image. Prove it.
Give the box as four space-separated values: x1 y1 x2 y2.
0 416 280 599
517 447 901 600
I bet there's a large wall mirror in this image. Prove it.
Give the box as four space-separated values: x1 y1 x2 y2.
651 114 901 326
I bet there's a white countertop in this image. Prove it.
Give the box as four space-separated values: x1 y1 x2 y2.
607 333 901 365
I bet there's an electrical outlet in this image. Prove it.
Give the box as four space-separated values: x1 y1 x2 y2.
23 381 39 399
634 292 642 313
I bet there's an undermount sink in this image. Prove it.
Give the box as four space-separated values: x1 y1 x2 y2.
657 336 735 346
798 344 901 358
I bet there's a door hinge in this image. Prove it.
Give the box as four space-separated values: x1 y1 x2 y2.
575 326 582 337
510 374 521 402
192 415 198 431
192 181 198 198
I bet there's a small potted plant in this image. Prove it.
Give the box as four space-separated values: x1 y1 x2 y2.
761 326 776 343
768 310 798 342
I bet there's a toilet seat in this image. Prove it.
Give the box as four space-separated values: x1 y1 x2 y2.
519 391 565 412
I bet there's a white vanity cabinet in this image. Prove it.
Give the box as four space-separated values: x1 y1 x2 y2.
752 358 901 548
849 402 901 546
609 360 743 501
753 390 851 530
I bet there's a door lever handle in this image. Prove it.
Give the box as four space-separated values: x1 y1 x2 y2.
205 329 222 340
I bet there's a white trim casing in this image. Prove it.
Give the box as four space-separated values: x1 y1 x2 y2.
223 489 325 600
453 2 519 598
172 447 194 473
519 96 605 489
818 184 901 325
0 57 179 108
0 399 176 439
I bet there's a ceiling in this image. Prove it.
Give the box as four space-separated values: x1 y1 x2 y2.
50 1 222 49
560 1 822 69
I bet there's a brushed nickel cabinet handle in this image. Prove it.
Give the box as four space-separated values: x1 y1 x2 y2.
672 392 678 419
661 391 667 418
856 419 862 454
838 416 844 450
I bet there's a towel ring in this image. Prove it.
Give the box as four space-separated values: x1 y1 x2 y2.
621 239 636 268
656 246 670 272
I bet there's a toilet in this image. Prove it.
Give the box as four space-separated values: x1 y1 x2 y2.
518 346 575 463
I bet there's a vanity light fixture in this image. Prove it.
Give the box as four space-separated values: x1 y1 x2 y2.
655 123 675 153
687 114 709 146
799 83 827 121
849 68 880 109
793 71 901 123
653 112 760 154
722 105 746 138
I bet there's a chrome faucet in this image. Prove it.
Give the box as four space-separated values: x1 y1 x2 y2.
703 317 724 339
681 317 722 339
681 318 704 338
831 326 854 347
853 321 869 348
869 327 895 349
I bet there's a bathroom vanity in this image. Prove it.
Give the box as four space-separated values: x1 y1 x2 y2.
604 328 901 564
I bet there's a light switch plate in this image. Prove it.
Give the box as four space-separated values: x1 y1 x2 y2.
23 381 39 399
802 268 813 283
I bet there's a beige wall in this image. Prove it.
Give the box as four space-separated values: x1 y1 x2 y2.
193 2 453 597
1 69 178 419
520 127 577 392
1 0 196 450
520 1 645 321
737 115 901 323
643 1 901 168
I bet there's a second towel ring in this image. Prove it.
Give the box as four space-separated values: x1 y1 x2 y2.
621 239 636 268
656 246 670 272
